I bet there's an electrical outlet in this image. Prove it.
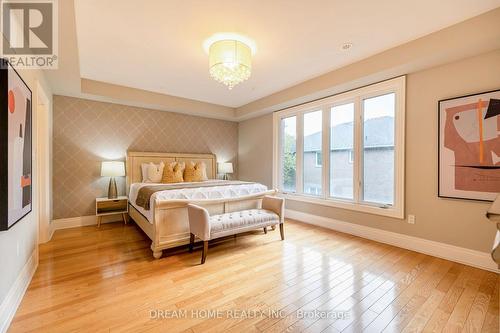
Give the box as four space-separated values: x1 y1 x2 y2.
408 215 416 224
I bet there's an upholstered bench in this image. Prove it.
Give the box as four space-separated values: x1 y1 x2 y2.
187 196 285 264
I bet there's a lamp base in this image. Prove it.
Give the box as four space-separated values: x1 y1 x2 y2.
108 177 118 199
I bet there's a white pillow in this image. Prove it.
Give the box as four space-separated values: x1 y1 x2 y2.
142 162 165 183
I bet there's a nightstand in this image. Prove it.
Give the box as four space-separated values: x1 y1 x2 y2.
95 196 128 227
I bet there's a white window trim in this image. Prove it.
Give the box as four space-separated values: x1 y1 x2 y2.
273 76 406 219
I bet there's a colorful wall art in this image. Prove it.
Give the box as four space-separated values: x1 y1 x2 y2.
0 60 32 231
439 89 500 201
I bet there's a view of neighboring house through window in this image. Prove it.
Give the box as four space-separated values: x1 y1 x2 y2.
281 116 296 192
303 110 322 196
315 152 322 167
362 93 395 205
348 150 354 164
330 103 354 200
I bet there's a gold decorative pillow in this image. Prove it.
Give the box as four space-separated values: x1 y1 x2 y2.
184 162 208 182
162 162 185 183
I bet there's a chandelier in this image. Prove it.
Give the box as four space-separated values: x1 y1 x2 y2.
204 34 256 90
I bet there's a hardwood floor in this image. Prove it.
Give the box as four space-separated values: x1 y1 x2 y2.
9 220 499 333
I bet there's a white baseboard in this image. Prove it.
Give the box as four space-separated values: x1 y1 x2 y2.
286 209 499 273
0 249 38 333
48 224 55 242
51 215 123 232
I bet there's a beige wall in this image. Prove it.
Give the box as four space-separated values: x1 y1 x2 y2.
0 65 53 307
53 96 238 219
239 49 500 253
238 113 274 188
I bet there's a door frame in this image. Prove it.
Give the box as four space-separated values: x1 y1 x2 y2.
35 80 51 243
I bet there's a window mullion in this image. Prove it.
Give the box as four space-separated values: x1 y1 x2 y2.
296 113 304 194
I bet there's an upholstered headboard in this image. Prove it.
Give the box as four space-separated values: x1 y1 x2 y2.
126 151 217 188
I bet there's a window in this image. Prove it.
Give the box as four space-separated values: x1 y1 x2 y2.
330 103 354 200
362 93 395 205
303 110 322 196
315 152 322 167
273 76 405 219
280 116 296 193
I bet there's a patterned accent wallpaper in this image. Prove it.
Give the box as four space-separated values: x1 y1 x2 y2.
53 95 238 219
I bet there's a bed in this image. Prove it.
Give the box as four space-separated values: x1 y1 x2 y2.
126 151 277 258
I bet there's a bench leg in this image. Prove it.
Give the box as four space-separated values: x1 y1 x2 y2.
152 250 162 259
189 233 194 253
279 223 284 240
201 241 208 264
263 227 267 234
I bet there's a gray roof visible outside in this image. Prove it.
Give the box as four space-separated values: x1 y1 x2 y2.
303 116 394 152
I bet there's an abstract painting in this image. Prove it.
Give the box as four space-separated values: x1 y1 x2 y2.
439 89 500 201
0 59 32 231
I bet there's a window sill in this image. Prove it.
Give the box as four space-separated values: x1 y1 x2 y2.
281 193 404 219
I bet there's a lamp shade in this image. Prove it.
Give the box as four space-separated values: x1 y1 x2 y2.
218 162 233 174
101 161 125 177
209 39 251 89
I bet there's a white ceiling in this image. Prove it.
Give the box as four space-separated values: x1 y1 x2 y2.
74 0 500 108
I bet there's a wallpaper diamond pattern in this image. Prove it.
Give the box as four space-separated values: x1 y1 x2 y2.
53 96 238 219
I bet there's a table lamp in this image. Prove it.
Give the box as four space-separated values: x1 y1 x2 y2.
101 161 125 199
218 162 233 180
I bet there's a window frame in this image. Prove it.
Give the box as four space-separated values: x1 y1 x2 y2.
272 76 406 219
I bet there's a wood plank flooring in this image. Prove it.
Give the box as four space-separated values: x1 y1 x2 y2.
9 220 499 333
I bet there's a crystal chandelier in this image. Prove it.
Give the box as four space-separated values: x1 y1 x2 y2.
205 34 255 90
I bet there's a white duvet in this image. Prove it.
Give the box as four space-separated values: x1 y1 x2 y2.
129 180 269 223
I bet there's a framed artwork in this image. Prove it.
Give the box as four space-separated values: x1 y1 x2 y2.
438 89 500 201
0 59 32 231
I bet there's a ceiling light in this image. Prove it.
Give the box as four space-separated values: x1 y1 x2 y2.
204 33 256 90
